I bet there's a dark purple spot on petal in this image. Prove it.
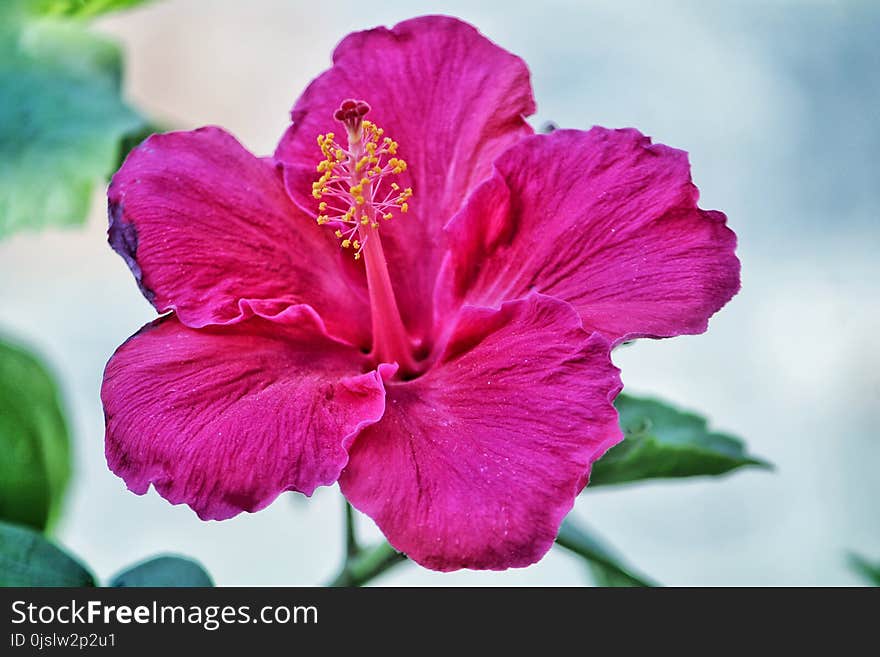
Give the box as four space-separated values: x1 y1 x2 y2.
108 199 156 303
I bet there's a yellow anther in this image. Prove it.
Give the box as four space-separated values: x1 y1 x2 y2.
312 116 412 260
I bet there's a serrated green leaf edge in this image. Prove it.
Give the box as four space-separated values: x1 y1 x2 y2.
588 393 771 487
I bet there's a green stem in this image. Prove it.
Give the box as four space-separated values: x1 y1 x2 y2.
329 541 407 587
344 500 359 559
555 519 657 587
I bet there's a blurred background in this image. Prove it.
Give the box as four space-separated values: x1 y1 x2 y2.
1 0 877 585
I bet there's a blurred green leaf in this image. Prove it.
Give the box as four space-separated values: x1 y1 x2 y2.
848 553 880 586
0 337 71 532
589 394 770 487
0 0 146 238
0 520 94 586
111 555 214 587
32 0 154 19
556 519 657 587
115 121 162 170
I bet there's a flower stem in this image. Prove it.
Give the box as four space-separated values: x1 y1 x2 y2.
344 500 359 559
329 498 407 586
555 518 657 587
329 541 407 587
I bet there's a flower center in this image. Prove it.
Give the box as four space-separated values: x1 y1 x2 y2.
311 99 418 374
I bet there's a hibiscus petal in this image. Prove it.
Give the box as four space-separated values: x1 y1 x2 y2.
438 128 741 344
101 307 387 520
109 126 370 347
339 294 622 571
275 15 535 344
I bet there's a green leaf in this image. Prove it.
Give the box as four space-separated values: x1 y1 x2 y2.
556 519 657 587
0 520 95 586
588 394 770 487
848 553 880 586
115 121 162 170
32 0 154 19
0 0 146 238
588 561 643 587
0 337 71 532
110 555 214 587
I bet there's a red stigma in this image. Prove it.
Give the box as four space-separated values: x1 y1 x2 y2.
334 99 371 135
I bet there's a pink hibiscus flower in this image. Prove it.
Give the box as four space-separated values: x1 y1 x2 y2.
101 15 739 571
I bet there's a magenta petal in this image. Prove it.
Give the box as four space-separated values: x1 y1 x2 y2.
101 307 386 520
275 15 535 343
439 128 741 344
109 126 370 347
339 294 622 571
